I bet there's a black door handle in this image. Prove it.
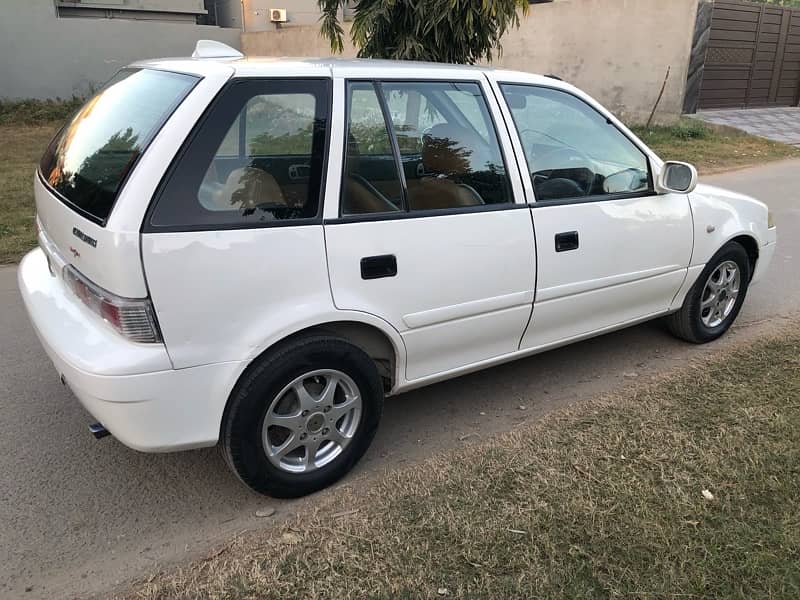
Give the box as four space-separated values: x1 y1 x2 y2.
361 254 397 280
555 231 579 252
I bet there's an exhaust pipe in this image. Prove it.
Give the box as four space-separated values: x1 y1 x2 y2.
89 422 110 439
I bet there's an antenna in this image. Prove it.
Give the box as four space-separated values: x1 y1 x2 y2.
192 40 244 59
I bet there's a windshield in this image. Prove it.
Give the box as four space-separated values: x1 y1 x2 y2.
39 68 198 224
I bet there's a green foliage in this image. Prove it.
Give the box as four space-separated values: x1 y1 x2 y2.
317 0 529 64
0 97 84 126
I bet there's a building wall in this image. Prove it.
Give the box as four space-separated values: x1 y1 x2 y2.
215 0 328 32
242 0 699 123
0 0 240 99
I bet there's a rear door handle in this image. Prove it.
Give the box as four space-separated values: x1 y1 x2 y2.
361 254 397 280
555 231 579 252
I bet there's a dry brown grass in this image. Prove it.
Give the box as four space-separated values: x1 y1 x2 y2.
124 329 800 600
632 119 800 175
0 124 58 264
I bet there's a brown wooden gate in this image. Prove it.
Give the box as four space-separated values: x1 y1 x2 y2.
698 0 800 109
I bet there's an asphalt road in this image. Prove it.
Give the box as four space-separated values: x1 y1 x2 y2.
2 159 799 599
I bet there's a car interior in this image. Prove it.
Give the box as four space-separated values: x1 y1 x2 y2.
341 83 512 214
503 88 651 202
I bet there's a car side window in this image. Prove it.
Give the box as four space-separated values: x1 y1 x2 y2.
500 84 651 203
341 82 404 215
382 81 512 211
148 79 330 229
341 80 513 216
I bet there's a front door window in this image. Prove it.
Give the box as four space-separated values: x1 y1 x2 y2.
500 84 651 202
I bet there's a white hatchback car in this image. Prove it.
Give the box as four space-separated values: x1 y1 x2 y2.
19 42 776 497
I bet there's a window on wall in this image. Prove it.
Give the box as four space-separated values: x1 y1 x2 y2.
341 80 513 215
500 84 651 203
148 79 330 229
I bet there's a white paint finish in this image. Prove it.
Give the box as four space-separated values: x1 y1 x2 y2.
402 290 534 329
688 183 772 266
528 271 684 348
394 309 671 395
535 265 684 303
34 175 148 299
752 241 776 284
17 56 780 456
521 194 693 348
141 226 334 369
192 39 243 59
18 262 243 450
324 210 536 379
34 64 234 299
669 264 704 311
18 249 172 376
403 306 533 380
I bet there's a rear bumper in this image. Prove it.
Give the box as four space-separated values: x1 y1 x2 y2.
18 248 241 452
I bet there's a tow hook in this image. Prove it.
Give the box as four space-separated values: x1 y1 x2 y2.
89 422 110 440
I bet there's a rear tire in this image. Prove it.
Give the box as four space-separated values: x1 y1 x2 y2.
667 241 751 344
221 335 383 498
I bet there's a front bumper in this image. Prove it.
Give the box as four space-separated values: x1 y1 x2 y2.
18 248 242 452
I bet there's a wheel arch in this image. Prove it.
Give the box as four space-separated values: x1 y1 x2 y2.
671 232 759 311
729 234 759 279
222 313 403 415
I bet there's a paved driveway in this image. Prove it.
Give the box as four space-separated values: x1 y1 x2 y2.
697 106 800 147
2 160 800 598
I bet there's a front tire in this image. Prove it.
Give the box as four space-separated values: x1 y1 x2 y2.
221 335 383 497
667 241 751 344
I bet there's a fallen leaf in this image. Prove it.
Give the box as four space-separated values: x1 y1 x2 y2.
255 508 276 518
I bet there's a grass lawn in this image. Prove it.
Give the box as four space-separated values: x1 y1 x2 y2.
0 124 58 264
0 106 798 264
128 329 800 600
632 118 800 174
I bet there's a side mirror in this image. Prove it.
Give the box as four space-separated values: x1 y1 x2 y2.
656 161 698 194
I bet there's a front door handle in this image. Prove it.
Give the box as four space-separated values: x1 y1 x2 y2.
361 254 397 280
555 231 579 252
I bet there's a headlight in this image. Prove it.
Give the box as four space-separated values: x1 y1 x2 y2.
768 210 775 229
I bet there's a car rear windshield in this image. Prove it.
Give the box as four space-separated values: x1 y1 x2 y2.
39 68 199 224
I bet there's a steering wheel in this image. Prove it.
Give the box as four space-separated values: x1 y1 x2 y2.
531 147 596 196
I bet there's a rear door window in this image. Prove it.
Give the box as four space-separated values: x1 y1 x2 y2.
341 80 512 215
40 68 198 224
147 78 330 230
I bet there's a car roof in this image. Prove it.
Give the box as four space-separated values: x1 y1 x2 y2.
131 55 570 89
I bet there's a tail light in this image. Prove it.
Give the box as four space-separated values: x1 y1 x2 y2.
62 265 162 343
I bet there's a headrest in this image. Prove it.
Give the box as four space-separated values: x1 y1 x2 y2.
220 166 285 210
